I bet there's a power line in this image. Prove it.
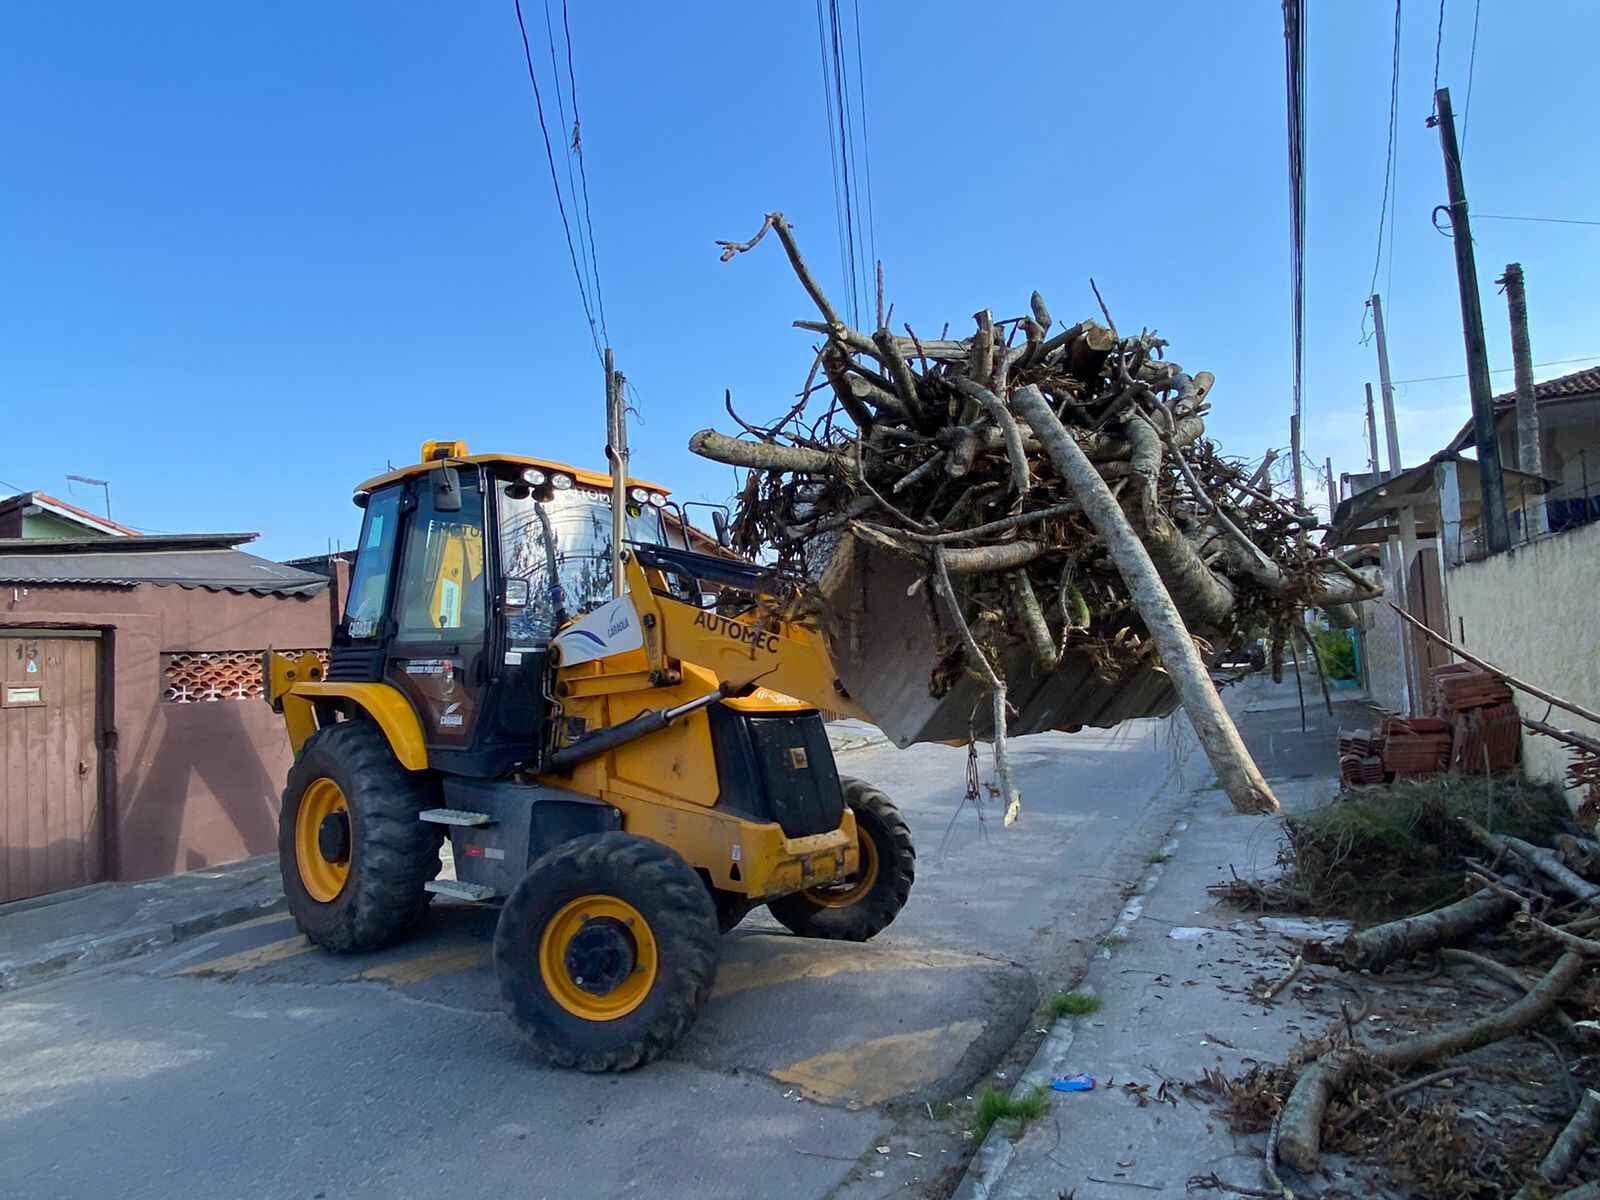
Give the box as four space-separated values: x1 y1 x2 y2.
1460 0 1482 152
814 0 850 322
512 0 603 363
850 0 877 316
1389 354 1600 386
1474 213 1600 228
560 0 608 347
1431 0 1445 95
539 0 595 324
1283 0 1307 431
827 0 862 327
1363 0 1403 344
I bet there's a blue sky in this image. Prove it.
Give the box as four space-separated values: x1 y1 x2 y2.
4 2 1597 556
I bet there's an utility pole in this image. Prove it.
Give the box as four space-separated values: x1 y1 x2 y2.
1372 293 1419 714
1324 457 1337 521
604 348 630 599
1364 385 1382 479
1500 261 1544 536
1431 86 1511 554
1289 413 1305 509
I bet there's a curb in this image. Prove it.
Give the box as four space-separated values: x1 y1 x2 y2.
0 892 287 993
950 818 1191 1200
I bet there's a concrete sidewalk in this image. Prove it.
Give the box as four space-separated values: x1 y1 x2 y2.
954 676 1364 1199
0 856 284 992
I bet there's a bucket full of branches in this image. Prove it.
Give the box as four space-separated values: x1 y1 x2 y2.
690 212 1380 815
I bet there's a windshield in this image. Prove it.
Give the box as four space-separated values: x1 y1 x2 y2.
498 484 666 648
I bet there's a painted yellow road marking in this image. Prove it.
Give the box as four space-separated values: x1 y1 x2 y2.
771 1020 985 1108
712 944 984 999
355 944 488 986
178 935 313 976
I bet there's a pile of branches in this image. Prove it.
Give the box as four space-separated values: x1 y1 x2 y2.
692 212 1379 815
1225 808 1600 1197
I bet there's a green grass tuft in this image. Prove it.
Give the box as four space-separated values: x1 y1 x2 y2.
1145 851 1174 864
1044 990 1101 1019
972 1086 1048 1141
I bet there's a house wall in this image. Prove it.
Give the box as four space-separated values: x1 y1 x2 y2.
1445 518 1600 811
22 511 113 539
0 576 341 880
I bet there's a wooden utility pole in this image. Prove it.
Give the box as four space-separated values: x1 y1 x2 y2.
1364 384 1382 478
1372 293 1419 714
604 348 630 598
1500 261 1545 536
1431 86 1511 554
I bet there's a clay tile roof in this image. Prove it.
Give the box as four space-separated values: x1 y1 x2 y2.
1492 366 1600 411
0 490 143 537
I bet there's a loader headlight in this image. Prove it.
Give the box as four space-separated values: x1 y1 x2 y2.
647 492 667 508
550 473 574 491
629 486 649 503
522 467 547 487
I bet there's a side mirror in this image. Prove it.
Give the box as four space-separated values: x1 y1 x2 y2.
712 510 731 549
431 465 462 513
502 578 531 610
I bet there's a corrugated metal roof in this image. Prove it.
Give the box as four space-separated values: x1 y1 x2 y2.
0 536 328 596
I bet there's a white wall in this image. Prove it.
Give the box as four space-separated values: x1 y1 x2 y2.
1446 519 1600 812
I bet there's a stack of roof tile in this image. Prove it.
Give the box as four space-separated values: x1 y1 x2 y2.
1381 716 1455 778
1433 664 1520 774
1338 728 1386 788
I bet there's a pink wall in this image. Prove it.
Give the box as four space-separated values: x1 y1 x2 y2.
0 572 342 880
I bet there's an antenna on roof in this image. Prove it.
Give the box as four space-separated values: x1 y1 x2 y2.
65 474 112 521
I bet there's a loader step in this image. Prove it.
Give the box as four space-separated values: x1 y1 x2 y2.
418 808 494 827
425 879 498 902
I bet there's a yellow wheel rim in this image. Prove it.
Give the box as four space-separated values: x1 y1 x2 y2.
294 777 351 904
805 826 879 909
538 895 658 1021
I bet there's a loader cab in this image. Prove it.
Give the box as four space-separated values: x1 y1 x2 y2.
330 442 676 777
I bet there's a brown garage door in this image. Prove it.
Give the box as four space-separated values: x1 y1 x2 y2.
1 634 104 903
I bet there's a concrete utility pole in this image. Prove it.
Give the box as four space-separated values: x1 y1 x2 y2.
1325 457 1337 521
1431 86 1511 554
1500 261 1545 536
1365 384 1382 478
1289 413 1305 507
1372 293 1419 714
604 347 630 598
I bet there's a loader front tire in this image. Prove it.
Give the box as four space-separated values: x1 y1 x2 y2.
494 832 719 1072
767 778 914 942
279 720 442 953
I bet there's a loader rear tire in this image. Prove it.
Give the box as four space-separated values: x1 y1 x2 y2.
279 720 442 953
494 832 719 1072
767 778 914 942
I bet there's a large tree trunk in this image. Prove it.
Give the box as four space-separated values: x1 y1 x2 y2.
1304 887 1516 972
1011 385 1278 815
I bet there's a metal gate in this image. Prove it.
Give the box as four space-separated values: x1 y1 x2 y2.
1 633 104 903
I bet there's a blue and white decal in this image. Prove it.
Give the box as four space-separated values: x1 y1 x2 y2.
553 596 645 667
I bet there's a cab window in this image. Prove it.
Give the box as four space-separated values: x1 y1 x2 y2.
343 487 402 640
394 475 488 643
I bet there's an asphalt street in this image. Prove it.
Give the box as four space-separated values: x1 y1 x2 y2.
0 715 1217 1200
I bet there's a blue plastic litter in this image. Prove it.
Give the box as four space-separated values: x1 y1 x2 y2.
1050 1073 1095 1092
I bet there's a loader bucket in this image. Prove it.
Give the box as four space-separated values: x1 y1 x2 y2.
816 533 1179 748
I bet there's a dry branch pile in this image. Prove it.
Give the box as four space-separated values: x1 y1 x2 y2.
1211 778 1600 1196
692 211 1379 814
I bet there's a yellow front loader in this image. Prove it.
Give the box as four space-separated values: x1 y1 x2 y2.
266 441 914 1071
